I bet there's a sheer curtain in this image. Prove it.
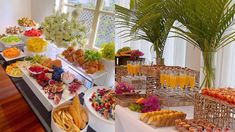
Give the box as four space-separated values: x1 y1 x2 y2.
116 0 235 88
115 0 187 67
215 44 235 87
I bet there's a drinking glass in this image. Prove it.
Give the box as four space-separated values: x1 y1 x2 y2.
127 61 131 75
165 69 171 89
179 69 186 90
160 69 165 88
189 71 196 89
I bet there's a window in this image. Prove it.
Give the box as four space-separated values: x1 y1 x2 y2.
58 0 115 49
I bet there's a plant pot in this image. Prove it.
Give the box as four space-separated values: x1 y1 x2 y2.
202 51 216 88
156 58 165 65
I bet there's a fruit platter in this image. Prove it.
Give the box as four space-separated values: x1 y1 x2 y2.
24 55 62 69
84 86 116 124
51 95 89 132
5 61 23 77
0 35 23 47
26 37 48 53
6 26 23 35
201 87 235 105
1 47 25 61
20 58 86 111
24 28 42 37
18 17 37 27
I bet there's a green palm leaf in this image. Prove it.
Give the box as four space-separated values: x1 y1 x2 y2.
115 0 174 58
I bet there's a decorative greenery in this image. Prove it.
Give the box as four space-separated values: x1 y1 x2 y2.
100 42 115 60
85 50 102 61
41 6 87 48
162 0 235 87
116 46 131 54
115 0 174 60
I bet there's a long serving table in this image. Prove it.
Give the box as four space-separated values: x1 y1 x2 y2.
0 56 96 132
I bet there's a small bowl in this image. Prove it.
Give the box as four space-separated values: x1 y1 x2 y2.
27 66 43 75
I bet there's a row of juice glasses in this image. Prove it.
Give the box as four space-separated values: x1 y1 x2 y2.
160 68 196 91
127 60 144 76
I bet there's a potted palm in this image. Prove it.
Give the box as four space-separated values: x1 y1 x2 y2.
115 0 174 65
163 0 235 87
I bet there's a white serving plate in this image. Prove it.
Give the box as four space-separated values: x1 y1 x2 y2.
0 50 25 61
84 86 115 125
51 101 88 132
57 54 107 80
21 67 87 111
20 24 40 31
0 35 24 48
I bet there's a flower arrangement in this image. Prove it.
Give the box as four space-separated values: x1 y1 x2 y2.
41 6 87 48
100 42 115 60
129 96 161 113
115 82 135 94
130 50 144 60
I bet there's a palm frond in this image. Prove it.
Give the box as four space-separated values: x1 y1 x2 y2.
115 0 174 57
163 0 235 52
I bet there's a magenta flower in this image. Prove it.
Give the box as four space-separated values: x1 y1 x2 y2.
130 50 144 60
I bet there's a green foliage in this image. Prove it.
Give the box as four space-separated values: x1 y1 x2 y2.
162 0 235 87
100 42 115 60
115 0 174 58
85 50 102 61
116 46 131 54
163 0 235 52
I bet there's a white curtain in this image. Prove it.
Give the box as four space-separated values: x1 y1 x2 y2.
116 0 235 88
215 44 235 87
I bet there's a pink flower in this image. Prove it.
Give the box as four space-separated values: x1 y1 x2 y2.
130 50 144 60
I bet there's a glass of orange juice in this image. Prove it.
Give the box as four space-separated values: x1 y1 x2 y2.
189 71 196 89
127 61 131 75
185 70 190 88
179 69 186 90
171 69 177 89
136 61 141 76
165 70 171 89
133 62 138 76
160 70 165 88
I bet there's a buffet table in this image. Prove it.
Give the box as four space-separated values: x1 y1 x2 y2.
115 105 194 132
0 55 96 132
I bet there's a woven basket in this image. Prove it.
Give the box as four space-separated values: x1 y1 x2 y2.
194 93 235 129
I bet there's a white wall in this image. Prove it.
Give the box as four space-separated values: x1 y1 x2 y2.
0 0 31 34
31 0 55 23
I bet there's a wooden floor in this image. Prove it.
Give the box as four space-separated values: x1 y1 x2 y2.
0 66 45 132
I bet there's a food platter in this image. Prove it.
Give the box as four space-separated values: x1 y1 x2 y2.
7 72 23 78
21 67 87 111
51 97 89 132
5 61 23 78
84 86 115 125
0 50 25 61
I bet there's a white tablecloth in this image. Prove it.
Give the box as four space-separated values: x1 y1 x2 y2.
115 105 194 132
